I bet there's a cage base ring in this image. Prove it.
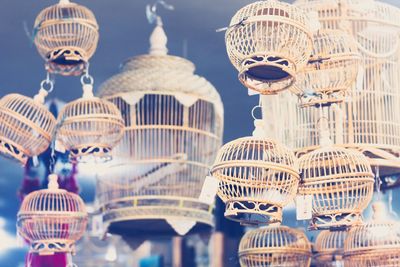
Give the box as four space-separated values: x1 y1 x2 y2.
224 199 282 225
69 145 112 163
0 137 28 165
239 54 296 94
46 47 87 76
309 212 363 230
31 240 76 256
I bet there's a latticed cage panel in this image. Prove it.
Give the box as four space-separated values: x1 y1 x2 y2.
57 97 124 162
225 0 313 94
344 211 400 267
266 0 400 177
298 146 374 229
239 226 312 267
0 94 56 164
17 177 87 255
315 230 347 266
293 29 360 107
211 137 299 224
34 0 99 75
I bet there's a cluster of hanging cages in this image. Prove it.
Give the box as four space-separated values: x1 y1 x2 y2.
265 0 400 186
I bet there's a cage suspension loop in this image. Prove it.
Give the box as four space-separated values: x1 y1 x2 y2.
81 62 94 86
251 104 262 121
40 72 54 93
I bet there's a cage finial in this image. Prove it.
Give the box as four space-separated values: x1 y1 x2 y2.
48 174 59 190
149 17 168 55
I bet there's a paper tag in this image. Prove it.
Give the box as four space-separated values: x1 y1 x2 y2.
248 88 260 96
32 156 39 167
296 195 313 220
54 140 66 153
91 214 104 237
199 176 219 205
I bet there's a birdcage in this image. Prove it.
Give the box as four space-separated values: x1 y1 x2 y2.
0 90 56 165
211 125 299 225
343 202 400 266
298 146 374 230
33 0 99 76
238 225 312 267
17 174 88 255
57 83 124 163
225 0 313 94
314 230 347 267
95 20 224 237
266 0 400 182
293 29 360 107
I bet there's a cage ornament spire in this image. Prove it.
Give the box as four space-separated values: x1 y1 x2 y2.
17 174 88 256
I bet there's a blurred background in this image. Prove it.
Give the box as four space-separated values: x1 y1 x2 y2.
0 0 399 266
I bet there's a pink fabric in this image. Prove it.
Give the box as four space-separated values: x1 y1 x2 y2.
25 253 67 267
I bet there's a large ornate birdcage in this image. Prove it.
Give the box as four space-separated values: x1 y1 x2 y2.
238 225 312 267
33 0 99 76
95 21 224 237
0 90 56 165
264 0 400 183
343 202 400 266
314 230 347 266
298 146 374 229
225 0 313 94
17 174 87 255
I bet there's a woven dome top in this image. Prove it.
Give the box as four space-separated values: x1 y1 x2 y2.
34 0 98 29
344 202 400 257
18 174 86 216
239 226 311 254
299 146 373 182
97 20 222 115
315 230 347 261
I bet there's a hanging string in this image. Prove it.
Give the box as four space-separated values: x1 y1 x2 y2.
375 166 382 201
146 0 174 25
388 189 398 218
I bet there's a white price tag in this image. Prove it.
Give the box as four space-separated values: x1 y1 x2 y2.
248 88 260 96
296 195 313 220
199 176 219 205
54 140 66 153
91 214 104 237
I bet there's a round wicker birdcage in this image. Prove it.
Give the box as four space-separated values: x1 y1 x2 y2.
298 146 374 230
238 225 312 267
57 84 124 163
95 20 224 237
265 0 400 184
0 90 56 165
343 202 400 267
211 131 299 225
17 174 88 255
293 29 360 107
225 0 313 94
314 230 347 266
33 0 99 76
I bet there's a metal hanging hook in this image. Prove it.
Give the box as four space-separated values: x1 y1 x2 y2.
251 105 262 121
40 72 54 93
146 0 174 25
80 62 94 86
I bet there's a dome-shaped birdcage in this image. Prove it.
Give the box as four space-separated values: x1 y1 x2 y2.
0 90 56 165
33 0 99 76
293 29 360 107
343 202 400 267
57 83 124 163
314 230 347 266
95 20 224 237
266 0 400 183
17 174 88 255
298 146 374 230
211 122 299 225
239 225 312 267
225 0 313 94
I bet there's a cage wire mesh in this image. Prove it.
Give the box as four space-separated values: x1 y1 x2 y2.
238 225 312 267
33 0 99 76
225 0 313 94
0 92 56 165
17 174 88 255
263 0 400 182
314 230 347 266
